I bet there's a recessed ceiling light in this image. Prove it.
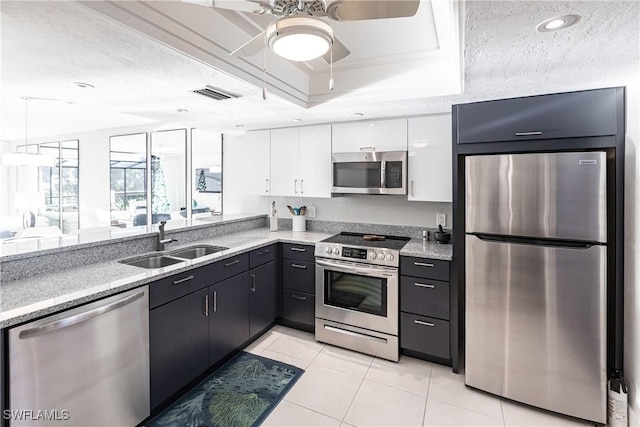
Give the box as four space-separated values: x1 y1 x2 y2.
176 108 189 113
73 82 95 89
351 113 364 117
536 15 580 32
290 118 302 122
235 124 245 128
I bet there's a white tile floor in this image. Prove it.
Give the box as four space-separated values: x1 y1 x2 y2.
246 325 596 427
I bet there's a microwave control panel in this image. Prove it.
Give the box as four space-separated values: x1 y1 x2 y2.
385 161 403 188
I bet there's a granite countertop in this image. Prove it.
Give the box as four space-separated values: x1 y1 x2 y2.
0 228 452 329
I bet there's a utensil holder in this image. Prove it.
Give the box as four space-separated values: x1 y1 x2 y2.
292 215 306 232
270 215 278 232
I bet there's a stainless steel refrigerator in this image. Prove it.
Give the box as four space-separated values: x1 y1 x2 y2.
465 151 607 423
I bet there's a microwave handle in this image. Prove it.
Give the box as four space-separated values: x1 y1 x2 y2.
380 161 386 189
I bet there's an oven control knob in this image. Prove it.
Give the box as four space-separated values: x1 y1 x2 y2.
333 247 340 255
386 254 395 262
378 253 385 260
325 247 332 254
369 252 377 260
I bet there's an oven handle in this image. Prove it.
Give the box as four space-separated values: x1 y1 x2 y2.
316 258 398 277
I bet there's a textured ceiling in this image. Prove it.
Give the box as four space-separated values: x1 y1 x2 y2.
1 0 638 142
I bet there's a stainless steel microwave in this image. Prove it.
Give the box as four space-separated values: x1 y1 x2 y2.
332 151 407 195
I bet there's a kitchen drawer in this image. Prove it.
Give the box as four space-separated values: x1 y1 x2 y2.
150 264 214 309
250 244 277 268
283 260 315 293
400 276 449 320
400 256 450 281
208 253 250 284
282 243 315 262
282 290 315 327
455 88 619 144
401 313 450 359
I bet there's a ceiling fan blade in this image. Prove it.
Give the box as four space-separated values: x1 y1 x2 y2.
327 0 420 21
180 0 269 14
322 37 350 63
230 31 265 57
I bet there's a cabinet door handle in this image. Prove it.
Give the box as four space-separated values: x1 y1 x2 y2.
290 247 306 252
251 274 256 292
204 294 209 317
414 261 434 267
172 275 194 285
411 180 415 197
265 178 269 193
257 249 270 256
294 179 298 194
360 146 376 151
224 259 240 267
300 179 304 194
414 282 435 289
291 263 307 269
291 294 307 301
515 131 542 136
414 320 435 327
213 291 217 313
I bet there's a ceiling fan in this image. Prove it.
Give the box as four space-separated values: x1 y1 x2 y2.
184 0 420 63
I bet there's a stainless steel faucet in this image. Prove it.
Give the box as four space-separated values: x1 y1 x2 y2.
156 221 177 251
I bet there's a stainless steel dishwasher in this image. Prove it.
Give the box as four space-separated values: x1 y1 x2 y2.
9 287 150 426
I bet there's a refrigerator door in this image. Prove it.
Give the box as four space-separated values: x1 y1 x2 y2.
465 234 607 423
466 151 607 242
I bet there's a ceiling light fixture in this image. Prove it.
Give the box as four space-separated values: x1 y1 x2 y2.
536 14 580 32
235 124 245 128
266 16 333 62
73 81 95 89
290 118 302 123
176 108 189 113
351 113 364 117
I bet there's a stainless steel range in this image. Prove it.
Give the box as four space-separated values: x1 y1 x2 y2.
315 232 410 361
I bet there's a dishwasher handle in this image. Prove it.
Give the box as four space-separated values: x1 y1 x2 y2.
19 291 145 339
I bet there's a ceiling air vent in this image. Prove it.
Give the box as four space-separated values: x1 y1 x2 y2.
192 86 240 101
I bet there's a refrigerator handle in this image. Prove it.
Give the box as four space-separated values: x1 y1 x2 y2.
470 233 598 249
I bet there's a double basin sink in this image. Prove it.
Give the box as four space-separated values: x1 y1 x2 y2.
120 245 229 269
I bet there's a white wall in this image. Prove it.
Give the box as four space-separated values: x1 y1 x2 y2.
624 79 639 426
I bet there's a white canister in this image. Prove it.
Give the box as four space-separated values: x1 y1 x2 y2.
269 215 278 231
292 215 306 232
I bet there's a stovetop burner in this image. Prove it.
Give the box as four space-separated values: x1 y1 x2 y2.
321 232 410 250
315 232 410 267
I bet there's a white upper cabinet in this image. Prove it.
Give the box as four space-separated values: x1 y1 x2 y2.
270 127 300 196
332 119 408 153
299 125 332 198
243 130 271 195
407 115 452 202
270 125 332 198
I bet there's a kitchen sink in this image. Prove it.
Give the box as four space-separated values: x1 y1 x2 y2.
168 245 228 260
119 255 184 269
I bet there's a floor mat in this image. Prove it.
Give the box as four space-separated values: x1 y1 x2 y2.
146 351 304 427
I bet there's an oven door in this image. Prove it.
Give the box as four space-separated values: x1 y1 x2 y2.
315 258 398 335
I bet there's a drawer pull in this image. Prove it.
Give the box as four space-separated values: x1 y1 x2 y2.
291 294 307 301
257 250 270 256
515 131 542 136
414 320 435 327
224 259 240 267
172 275 194 285
414 282 435 289
414 262 434 267
291 263 307 269
290 247 307 252
204 294 209 317
213 291 217 313
251 274 256 292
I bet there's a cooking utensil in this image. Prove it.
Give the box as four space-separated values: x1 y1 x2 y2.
287 205 296 215
363 235 385 241
434 225 451 244
438 224 444 233
300 206 306 216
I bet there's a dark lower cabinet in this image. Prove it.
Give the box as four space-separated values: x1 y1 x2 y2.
282 289 315 326
250 261 277 337
150 288 209 409
209 271 251 366
401 313 450 360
